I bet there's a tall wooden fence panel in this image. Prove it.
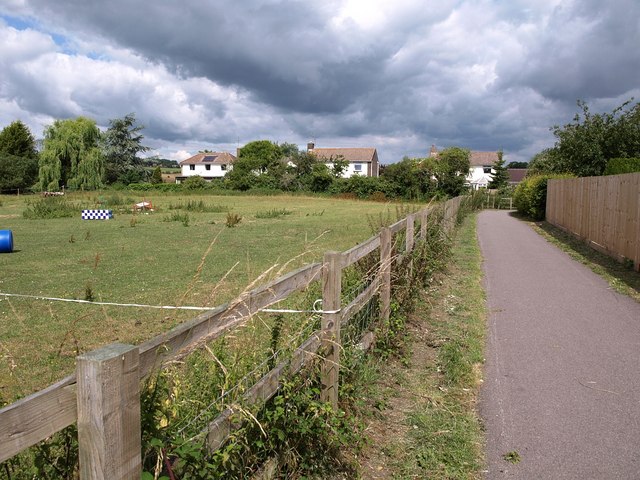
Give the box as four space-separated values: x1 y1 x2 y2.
546 173 640 271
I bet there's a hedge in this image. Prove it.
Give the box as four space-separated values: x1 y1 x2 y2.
513 173 574 220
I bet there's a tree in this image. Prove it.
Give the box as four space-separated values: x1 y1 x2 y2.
150 166 163 184
507 161 528 169
0 120 38 158
526 149 558 175
431 147 471 197
546 99 640 176
102 113 150 184
381 157 436 199
488 151 509 190
225 140 285 190
37 117 104 191
0 121 39 192
329 156 349 178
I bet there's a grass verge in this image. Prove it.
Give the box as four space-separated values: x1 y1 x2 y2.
531 221 640 303
356 213 485 479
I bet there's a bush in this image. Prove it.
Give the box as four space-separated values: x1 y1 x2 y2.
513 174 574 220
604 158 640 175
23 197 79 219
182 176 208 190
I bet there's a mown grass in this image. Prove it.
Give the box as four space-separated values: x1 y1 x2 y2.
356 213 485 479
0 191 412 401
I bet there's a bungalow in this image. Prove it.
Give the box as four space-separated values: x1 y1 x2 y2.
307 143 379 178
467 151 500 189
175 152 236 183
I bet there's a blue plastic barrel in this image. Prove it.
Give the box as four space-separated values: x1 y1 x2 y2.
0 230 13 253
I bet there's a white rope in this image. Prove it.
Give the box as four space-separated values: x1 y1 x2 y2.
0 292 340 314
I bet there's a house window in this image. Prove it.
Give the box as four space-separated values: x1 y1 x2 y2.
205 164 211 171
483 166 492 174
354 164 362 172
221 164 227 171
189 164 195 171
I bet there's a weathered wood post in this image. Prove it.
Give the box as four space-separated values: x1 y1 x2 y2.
405 214 415 253
420 208 429 241
321 251 342 408
77 343 141 480
380 227 392 324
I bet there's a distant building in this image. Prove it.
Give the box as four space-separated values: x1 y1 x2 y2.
307 143 380 178
507 168 527 185
175 152 236 183
467 151 500 189
428 145 500 189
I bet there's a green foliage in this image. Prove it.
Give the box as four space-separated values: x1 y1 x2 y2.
169 200 229 213
380 157 436 200
308 163 334 192
225 212 242 227
182 175 208 190
163 211 190 226
0 120 38 159
225 141 286 191
507 161 528 168
22 197 79 219
150 166 163 184
433 147 471 197
127 182 183 192
488 151 508 190
0 152 39 193
542 99 640 177
102 113 150 184
603 157 640 175
329 156 350 178
37 117 104 191
330 175 388 199
255 208 292 219
513 173 574 220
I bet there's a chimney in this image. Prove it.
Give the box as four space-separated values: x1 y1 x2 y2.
429 144 438 157
307 141 315 152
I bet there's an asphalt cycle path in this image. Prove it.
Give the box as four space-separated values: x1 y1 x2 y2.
477 210 640 479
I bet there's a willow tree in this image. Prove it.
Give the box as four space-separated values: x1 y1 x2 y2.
37 117 104 191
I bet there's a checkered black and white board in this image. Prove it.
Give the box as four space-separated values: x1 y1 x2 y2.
81 209 113 220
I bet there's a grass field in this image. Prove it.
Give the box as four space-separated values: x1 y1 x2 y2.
0 191 413 402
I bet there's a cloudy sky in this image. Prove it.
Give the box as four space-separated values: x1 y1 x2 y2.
1 0 639 164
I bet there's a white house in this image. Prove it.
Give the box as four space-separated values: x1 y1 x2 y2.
307 143 380 178
176 152 236 183
467 151 500 189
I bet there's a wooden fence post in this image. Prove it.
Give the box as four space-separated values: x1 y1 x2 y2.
380 227 392 324
405 214 415 253
420 209 429 240
77 343 141 480
321 251 342 408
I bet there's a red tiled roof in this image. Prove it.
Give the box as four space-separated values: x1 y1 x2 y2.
469 151 500 166
179 152 236 166
507 168 528 183
310 148 377 163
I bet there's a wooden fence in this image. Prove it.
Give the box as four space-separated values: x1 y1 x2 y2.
546 173 640 271
0 196 466 478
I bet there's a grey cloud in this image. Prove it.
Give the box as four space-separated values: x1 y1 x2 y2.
498 0 640 103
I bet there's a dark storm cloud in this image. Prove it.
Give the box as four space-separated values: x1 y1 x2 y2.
1 0 638 163
17 0 394 114
498 0 640 103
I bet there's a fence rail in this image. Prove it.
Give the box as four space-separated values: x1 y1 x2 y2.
0 197 466 477
546 173 640 271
